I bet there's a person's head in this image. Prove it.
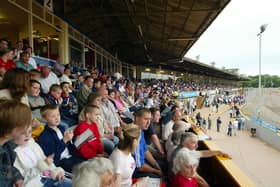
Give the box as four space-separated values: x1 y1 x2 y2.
25 46 32 55
84 105 100 124
73 160 100 187
0 100 32 142
29 69 41 81
108 89 115 99
84 76 94 88
134 108 152 130
173 120 190 132
0 68 30 101
29 80 41 97
73 157 114 187
100 88 109 101
78 74 84 82
150 107 160 123
16 40 23 50
20 51 30 64
13 125 32 146
171 131 184 146
41 65 51 78
172 109 182 122
93 78 101 89
180 132 198 150
64 68 71 76
49 84 62 99
87 92 102 107
0 48 14 60
172 147 199 178
118 124 141 152
40 105 60 126
61 82 71 95
0 38 8 49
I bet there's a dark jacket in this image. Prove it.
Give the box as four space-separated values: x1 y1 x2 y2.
60 93 78 126
38 125 75 166
0 141 23 187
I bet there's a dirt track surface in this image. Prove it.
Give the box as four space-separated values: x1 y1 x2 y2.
196 103 280 187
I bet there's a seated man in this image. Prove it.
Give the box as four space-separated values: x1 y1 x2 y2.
143 108 165 158
133 108 164 178
76 76 93 110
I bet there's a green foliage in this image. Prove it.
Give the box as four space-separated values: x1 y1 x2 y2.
240 75 280 88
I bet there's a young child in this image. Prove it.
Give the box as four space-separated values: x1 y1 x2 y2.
38 104 83 172
28 80 46 140
45 84 63 105
14 125 72 187
0 100 32 187
74 105 105 159
60 82 78 127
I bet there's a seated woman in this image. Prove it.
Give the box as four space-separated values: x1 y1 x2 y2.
109 124 148 187
110 89 134 121
73 157 114 187
0 68 30 106
14 125 71 187
172 148 200 187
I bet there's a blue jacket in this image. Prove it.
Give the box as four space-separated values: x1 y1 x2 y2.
59 94 78 119
44 94 60 105
38 125 75 166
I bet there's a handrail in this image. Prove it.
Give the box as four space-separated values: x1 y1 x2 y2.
192 128 256 187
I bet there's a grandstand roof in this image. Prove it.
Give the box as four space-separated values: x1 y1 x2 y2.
63 0 242 80
153 57 242 80
64 0 230 64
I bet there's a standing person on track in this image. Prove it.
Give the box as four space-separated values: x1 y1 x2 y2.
216 116 222 132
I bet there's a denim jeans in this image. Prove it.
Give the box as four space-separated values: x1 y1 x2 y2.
102 136 119 155
41 177 72 187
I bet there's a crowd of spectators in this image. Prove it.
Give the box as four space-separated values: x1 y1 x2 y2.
0 38 232 187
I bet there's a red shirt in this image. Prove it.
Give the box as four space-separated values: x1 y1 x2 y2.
172 174 199 187
74 121 104 159
0 58 16 71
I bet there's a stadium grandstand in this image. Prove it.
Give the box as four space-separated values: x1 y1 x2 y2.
0 0 256 187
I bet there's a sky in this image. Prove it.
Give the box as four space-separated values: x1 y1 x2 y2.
185 0 280 76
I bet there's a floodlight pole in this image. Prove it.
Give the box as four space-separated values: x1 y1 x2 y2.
257 24 268 96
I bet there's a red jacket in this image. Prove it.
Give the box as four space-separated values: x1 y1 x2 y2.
0 59 16 71
74 121 104 159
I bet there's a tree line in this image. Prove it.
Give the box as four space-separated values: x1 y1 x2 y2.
240 75 280 88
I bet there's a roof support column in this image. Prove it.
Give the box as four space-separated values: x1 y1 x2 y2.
28 0 33 49
82 39 85 68
60 22 69 64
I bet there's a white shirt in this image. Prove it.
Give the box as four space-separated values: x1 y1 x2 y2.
39 72 60 94
109 148 135 187
100 100 120 128
233 120 238 129
28 57 37 69
162 120 174 141
60 74 72 84
15 146 38 169
56 128 71 160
